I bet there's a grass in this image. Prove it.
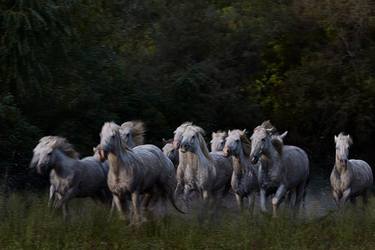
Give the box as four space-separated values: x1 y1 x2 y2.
0 192 374 249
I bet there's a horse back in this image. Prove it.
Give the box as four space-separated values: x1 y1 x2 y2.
349 159 373 193
133 144 176 189
210 152 233 191
281 145 309 186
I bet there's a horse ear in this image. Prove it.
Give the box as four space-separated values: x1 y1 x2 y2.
280 131 288 140
93 147 96 152
348 135 353 145
212 132 216 137
334 135 338 143
266 128 274 135
242 129 247 135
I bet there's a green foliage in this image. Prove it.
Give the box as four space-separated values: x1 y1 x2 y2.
1 0 375 187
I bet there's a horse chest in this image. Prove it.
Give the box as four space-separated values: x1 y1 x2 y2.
54 177 73 194
332 173 351 192
107 172 135 194
260 166 280 187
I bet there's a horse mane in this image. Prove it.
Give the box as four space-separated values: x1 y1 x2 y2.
174 122 193 134
189 125 211 160
38 136 79 159
180 122 193 129
121 120 145 146
212 130 227 139
260 120 277 132
162 138 173 145
271 134 284 155
337 132 353 145
239 132 252 156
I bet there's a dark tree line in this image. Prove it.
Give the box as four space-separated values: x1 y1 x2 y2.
1 0 375 189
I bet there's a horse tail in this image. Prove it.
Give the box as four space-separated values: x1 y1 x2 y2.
169 193 186 214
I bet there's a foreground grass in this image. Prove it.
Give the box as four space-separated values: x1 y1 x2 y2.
0 193 374 249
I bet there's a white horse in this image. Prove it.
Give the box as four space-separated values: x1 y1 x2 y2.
98 122 184 223
210 131 227 153
30 136 111 219
176 124 232 209
330 133 373 207
223 129 258 212
250 121 309 217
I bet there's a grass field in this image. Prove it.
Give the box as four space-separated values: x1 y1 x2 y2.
0 192 374 250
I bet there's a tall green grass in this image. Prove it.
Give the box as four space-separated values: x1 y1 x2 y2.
0 193 374 249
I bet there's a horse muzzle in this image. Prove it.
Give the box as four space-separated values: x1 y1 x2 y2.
173 140 180 149
180 142 192 153
98 148 109 162
339 159 348 167
222 147 230 157
251 155 259 164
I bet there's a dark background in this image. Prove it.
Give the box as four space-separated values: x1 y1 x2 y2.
1 0 375 190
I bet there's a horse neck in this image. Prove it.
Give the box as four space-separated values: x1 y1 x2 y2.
179 147 211 170
52 150 75 176
108 138 136 175
334 154 349 174
261 141 281 168
211 141 221 152
232 148 251 174
127 137 136 148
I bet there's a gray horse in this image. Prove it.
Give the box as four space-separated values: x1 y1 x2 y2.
98 122 184 223
30 136 111 219
210 131 227 153
172 122 193 149
330 133 373 207
120 121 145 148
162 138 179 169
161 122 193 169
250 121 309 217
176 124 232 208
223 129 258 212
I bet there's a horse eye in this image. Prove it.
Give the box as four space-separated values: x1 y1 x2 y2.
261 138 265 142
47 152 52 156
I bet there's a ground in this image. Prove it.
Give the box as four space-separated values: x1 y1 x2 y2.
0 188 374 250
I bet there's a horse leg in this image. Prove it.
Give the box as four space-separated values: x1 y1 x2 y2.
285 189 295 209
260 188 267 213
332 191 340 208
340 188 351 207
142 193 153 212
109 199 115 219
48 185 55 208
293 183 305 217
131 192 141 224
248 192 256 215
272 184 287 218
62 203 69 221
235 193 243 211
183 185 193 210
113 194 126 220
295 184 304 209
